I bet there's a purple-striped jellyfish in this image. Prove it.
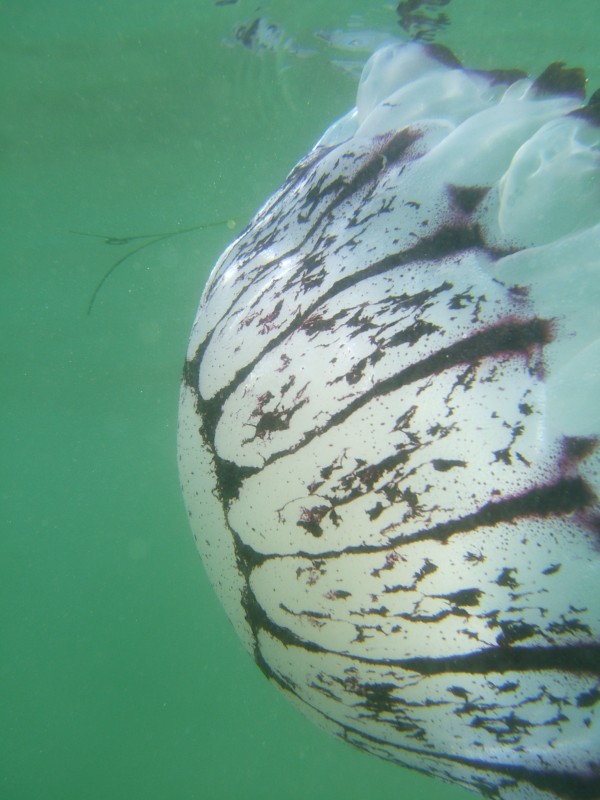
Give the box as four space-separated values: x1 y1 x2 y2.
178 42 600 800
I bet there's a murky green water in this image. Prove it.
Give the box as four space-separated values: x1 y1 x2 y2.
1 2 597 798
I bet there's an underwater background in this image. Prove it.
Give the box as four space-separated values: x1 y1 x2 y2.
1 1 597 799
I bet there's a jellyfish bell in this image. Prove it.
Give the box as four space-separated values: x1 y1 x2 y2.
178 41 600 800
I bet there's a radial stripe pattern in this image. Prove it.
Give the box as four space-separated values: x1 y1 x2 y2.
178 42 600 800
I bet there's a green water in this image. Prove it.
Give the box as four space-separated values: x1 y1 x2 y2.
1 1 597 798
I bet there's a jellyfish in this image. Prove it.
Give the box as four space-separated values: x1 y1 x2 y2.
178 42 600 800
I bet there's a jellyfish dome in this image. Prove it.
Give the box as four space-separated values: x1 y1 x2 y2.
178 42 600 800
